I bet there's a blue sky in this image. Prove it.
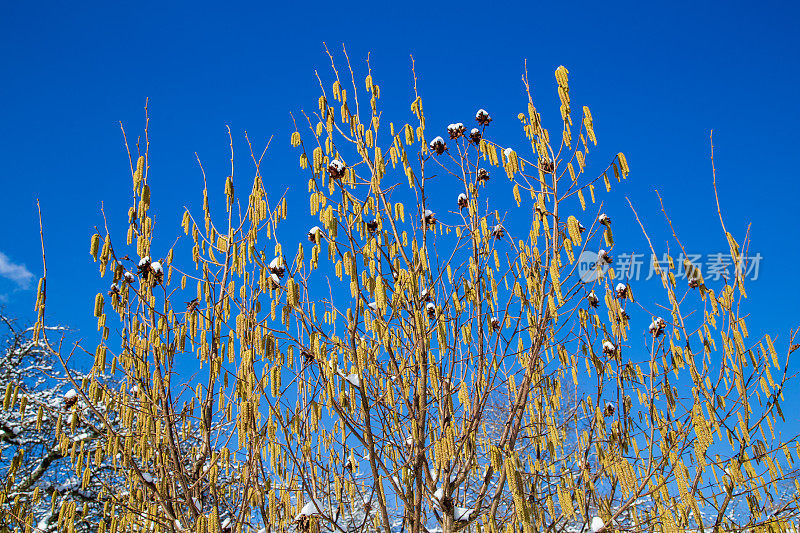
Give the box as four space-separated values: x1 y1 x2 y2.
1 0 798 368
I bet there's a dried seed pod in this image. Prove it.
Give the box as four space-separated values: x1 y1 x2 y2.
491 224 505 240
603 402 615 417
447 123 466 139
587 291 599 308
423 209 436 226
598 213 611 225
307 226 322 243
366 220 379 233
615 283 628 299
476 168 490 183
137 256 151 274
602 340 616 355
425 302 436 319
150 261 164 284
457 193 468 209
469 128 481 143
539 156 554 173
490 316 501 331
649 317 666 337
475 109 492 126
64 389 78 408
328 159 346 179
429 136 446 155
269 257 285 279
598 249 612 264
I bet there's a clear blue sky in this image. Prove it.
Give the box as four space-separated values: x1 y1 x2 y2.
1 1 798 370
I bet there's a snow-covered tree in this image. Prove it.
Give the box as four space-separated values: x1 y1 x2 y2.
0 316 118 533
0 312 254 533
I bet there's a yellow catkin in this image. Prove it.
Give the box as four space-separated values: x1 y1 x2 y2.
567 216 582 246
583 106 597 145
3 383 12 410
93 293 104 318
505 455 530 525
564 238 575 263
618 152 630 176
90 234 100 260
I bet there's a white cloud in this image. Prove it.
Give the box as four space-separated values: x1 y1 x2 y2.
0 252 35 289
